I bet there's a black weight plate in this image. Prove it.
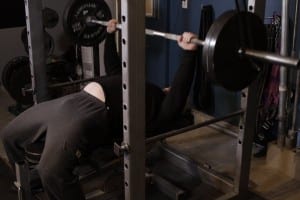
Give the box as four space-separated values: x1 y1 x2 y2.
6 57 33 105
1 58 18 89
203 11 267 91
21 27 54 56
63 0 111 46
42 7 59 29
2 56 29 91
46 59 74 83
1 59 12 88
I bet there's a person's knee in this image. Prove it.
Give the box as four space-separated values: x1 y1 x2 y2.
37 159 75 185
0 128 14 149
37 165 58 186
0 127 9 141
36 165 47 180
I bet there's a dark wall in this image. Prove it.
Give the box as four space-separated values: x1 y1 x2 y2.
145 0 170 87
167 0 239 118
0 0 72 82
0 1 26 29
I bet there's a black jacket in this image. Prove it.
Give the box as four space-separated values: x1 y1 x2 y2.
97 34 197 137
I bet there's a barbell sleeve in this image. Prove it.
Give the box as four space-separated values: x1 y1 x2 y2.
241 48 300 69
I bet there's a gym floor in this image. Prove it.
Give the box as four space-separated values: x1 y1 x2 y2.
0 86 300 200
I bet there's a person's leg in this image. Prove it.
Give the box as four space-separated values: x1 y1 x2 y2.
37 91 110 200
0 98 66 192
37 131 84 200
0 100 57 167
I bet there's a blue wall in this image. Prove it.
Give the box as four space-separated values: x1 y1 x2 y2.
146 1 170 87
146 0 299 119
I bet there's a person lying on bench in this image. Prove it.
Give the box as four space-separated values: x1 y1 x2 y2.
0 19 198 200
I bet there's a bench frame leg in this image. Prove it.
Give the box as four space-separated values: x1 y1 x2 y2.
15 161 32 200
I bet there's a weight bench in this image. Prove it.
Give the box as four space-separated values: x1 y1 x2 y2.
16 143 188 200
15 111 194 200
15 140 121 200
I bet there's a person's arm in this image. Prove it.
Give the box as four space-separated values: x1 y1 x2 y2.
104 19 121 75
156 32 198 122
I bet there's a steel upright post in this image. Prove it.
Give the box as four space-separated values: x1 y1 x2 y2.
24 0 49 103
233 1 266 199
287 0 299 148
121 0 146 200
278 0 290 147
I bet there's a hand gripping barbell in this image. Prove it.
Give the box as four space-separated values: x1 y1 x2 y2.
87 16 205 46
63 0 299 91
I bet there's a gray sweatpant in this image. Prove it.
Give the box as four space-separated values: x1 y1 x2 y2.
0 91 111 200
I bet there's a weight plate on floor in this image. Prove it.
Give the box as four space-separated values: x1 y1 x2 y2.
2 56 29 91
4 56 33 105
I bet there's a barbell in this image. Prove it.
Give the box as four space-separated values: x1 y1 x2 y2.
87 17 205 45
63 0 300 91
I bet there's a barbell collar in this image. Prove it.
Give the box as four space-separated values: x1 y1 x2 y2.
242 48 300 69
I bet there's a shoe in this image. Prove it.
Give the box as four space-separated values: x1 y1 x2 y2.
9 181 18 193
10 169 43 195
30 168 43 193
